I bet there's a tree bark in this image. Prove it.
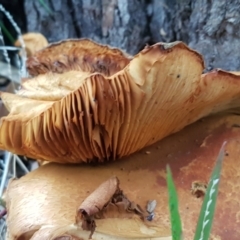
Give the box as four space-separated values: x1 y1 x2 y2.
1 0 240 70
24 0 149 55
149 0 240 71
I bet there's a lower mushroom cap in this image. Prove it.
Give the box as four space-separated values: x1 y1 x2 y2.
5 113 240 240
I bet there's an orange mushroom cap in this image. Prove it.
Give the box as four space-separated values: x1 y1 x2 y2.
1 39 240 163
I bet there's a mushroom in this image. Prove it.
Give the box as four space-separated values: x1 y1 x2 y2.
1 39 240 163
26 38 132 76
14 32 48 57
5 113 240 239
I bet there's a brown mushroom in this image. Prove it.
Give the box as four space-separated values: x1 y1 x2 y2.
14 32 48 57
5 113 240 239
26 38 132 76
1 40 240 163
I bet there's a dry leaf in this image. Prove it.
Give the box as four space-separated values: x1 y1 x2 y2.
77 177 119 221
76 177 145 239
76 177 119 239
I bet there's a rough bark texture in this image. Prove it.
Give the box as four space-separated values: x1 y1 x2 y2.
177 0 240 71
24 0 149 55
149 0 240 71
1 0 240 70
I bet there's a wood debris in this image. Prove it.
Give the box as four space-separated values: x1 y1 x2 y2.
75 176 145 239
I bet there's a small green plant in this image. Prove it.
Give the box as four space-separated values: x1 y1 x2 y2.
166 142 226 240
0 198 5 208
166 165 182 240
0 21 15 44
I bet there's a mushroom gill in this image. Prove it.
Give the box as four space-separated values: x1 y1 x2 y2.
1 39 240 163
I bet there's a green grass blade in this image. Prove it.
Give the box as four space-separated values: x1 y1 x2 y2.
194 141 226 240
166 165 183 240
0 21 15 44
38 0 54 15
0 198 6 208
